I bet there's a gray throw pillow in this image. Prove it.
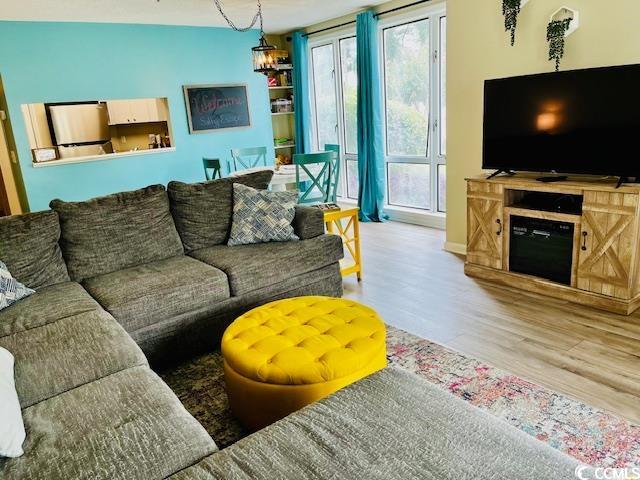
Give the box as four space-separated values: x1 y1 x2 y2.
0 261 34 311
227 184 299 246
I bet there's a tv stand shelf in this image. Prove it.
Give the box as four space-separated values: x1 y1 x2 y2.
465 174 640 315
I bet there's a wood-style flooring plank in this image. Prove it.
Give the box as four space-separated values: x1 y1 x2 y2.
342 221 640 423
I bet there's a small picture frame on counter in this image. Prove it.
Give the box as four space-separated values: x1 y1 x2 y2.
32 147 58 163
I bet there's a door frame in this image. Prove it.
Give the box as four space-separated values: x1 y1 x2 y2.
0 109 22 215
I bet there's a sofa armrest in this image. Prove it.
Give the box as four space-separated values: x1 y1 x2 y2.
293 206 325 240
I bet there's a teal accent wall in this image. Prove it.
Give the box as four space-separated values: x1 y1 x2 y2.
0 21 274 211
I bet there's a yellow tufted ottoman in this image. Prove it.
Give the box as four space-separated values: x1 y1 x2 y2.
221 296 387 431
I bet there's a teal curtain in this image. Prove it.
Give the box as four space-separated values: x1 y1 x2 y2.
292 31 311 154
356 11 387 222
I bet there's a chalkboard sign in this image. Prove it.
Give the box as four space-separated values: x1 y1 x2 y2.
183 84 251 133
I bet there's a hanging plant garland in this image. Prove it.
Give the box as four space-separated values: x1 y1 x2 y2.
547 18 572 71
502 0 523 46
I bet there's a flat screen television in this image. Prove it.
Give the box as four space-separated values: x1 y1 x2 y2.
482 64 640 177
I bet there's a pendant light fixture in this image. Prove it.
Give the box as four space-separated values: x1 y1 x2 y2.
212 0 276 75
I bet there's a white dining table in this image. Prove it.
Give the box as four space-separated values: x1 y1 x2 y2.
229 166 310 192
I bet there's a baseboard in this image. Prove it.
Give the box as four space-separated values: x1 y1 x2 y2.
385 207 445 230
444 241 467 255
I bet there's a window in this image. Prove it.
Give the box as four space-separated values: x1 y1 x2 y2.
388 163 430 209
383 19 430 157
310 33 358 200
439 16 447 157
339 37 358 155
382 13 446 213
311 44 338 148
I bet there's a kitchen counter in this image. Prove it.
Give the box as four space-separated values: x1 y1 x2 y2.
32 147 176 168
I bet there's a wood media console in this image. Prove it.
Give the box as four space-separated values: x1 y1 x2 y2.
465 174 640 315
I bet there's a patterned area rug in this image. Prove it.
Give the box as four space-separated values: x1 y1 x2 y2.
160 325 640 466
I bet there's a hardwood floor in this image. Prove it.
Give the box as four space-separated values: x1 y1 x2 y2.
342 220 640 424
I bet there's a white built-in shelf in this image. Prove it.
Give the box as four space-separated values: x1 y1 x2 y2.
550 6 580 37
269 86 293 90
274 144 295 150
272 112 294 116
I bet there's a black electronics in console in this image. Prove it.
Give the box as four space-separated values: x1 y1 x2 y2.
509 216 574 285
511 191 583 215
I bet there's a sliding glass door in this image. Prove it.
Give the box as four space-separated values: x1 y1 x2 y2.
310 32 358 199
308 6 446 213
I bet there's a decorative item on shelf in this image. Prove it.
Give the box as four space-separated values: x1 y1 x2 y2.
547 7 579 72
267 67 292 87
274 137 294 147
271 98 293 114
148 134 171 149
502 0 529 46
275 153 291 166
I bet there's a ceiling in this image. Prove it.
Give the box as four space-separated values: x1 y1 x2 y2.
0 0 391 34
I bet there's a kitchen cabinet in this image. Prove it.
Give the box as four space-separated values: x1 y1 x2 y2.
106 99 167 125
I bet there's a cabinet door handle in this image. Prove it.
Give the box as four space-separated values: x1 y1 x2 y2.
581 231 588 251
496 218 502 236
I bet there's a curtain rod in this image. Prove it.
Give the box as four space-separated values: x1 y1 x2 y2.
296 0 434 39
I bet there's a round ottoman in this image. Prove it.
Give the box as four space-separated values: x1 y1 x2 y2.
221 296 387 431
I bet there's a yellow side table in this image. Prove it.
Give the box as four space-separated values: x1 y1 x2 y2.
324 207 362 281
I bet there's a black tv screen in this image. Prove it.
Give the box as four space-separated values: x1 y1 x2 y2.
482 64 640 177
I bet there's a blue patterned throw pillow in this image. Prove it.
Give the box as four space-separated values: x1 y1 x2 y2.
0 262 34 311
228 184 299 246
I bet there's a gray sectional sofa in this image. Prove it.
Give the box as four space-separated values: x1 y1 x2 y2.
0 172 580 479
43 171 343 366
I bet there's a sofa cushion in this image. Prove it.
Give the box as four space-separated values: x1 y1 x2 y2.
168 171 274 252
169 368 579 480
82 256 230 333
0 309 147 408
50 185 184 282
0 211 69 289
0 366 217 480
0 282 100 338
189 234 343 296
131 263 343 366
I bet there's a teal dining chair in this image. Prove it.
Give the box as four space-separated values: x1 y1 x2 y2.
230 147 268 171
324 144 341 202
202 158 222 180
293 152 333 204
